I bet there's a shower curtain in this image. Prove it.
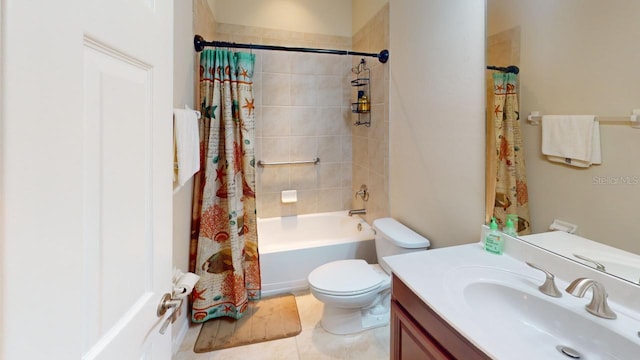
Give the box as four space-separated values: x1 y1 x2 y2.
189 49 260 322
491 73 531 235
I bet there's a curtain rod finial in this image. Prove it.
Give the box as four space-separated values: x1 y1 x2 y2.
194 35 205 52
378 50 389 63
505 65 520 74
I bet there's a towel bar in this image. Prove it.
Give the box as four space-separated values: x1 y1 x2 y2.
528 110 640 128
257 158 320 167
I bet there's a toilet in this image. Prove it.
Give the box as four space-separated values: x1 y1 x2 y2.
307 217 430 334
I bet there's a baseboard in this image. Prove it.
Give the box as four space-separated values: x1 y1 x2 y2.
261 279 309 298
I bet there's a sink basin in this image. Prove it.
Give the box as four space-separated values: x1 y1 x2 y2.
445 266 640 360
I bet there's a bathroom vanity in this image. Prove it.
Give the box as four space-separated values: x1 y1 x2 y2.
385 230 640 359
391 274 490 359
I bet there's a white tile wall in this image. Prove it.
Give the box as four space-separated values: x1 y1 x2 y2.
351 5 390 224
254 49 353 218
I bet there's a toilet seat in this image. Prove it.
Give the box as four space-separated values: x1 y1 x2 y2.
308 259 386 296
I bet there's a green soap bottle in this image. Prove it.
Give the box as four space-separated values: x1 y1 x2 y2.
503 217 518 237
484 217 503 254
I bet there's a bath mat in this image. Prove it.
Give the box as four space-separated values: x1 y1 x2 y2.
194 294 302 353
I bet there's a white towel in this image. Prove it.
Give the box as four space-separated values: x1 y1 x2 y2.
541 115 601 168
173 109 200 186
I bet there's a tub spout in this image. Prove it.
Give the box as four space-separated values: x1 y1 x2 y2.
348 209 366 216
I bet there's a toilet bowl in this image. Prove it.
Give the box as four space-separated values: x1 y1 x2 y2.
308 259 391 334
307 218 429 334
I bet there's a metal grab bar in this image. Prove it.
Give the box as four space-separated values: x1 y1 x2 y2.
257 158 320 167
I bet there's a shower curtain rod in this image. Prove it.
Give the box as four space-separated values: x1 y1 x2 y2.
194 35 390 63
486 65 520 74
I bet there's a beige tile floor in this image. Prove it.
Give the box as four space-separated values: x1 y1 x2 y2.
173 291 390 360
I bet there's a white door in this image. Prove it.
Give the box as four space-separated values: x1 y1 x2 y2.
1 0 173 359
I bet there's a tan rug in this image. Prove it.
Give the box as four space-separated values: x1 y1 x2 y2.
194 294 302 353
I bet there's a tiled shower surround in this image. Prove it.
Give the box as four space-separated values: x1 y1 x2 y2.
214 5 389 219
254 51 354 217
351 5 390 224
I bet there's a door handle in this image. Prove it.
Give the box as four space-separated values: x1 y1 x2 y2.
157 293 183 335
157 293 183 317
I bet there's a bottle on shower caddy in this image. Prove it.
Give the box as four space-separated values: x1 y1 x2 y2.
357 90 370 112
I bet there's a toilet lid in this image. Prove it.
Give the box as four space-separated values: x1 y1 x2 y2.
308 259 384 295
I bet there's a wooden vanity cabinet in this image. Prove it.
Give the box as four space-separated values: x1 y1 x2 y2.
390 274 491 360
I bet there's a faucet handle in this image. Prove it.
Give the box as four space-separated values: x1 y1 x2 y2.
354 184 369 201
526 262 562 298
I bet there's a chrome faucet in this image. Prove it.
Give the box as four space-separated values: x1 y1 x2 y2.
566 278 617 319
348 209 366 216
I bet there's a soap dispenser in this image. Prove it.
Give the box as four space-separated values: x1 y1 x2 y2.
484 217 503 254
503 216 518 237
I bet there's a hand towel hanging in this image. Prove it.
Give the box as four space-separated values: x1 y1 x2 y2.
173 108 201 185
541 115 601 168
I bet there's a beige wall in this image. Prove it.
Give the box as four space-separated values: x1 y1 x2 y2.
174 0 216 273
0 0 4 353
171 0 194 349
194 0 216 42
351 5 390 224
172 0 195 279
352 0 388 34
389 0 486 248
487 0 640 254
208 0 352 37
171 0 217 350
215 22 351 50
194 0 217 105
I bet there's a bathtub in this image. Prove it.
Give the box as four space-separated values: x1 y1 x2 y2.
258 211 377 297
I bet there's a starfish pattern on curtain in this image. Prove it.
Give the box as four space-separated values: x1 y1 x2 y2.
492 73 531 235
189 49 260 322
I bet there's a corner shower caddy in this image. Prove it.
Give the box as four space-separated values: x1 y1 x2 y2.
351 59 371 127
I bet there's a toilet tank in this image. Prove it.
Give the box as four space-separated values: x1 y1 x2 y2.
373 218 430 274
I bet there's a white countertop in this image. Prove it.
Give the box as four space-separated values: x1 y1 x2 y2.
384 234 640 360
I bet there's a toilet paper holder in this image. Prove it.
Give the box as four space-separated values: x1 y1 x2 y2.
157 269 200 317
157 270 201 334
